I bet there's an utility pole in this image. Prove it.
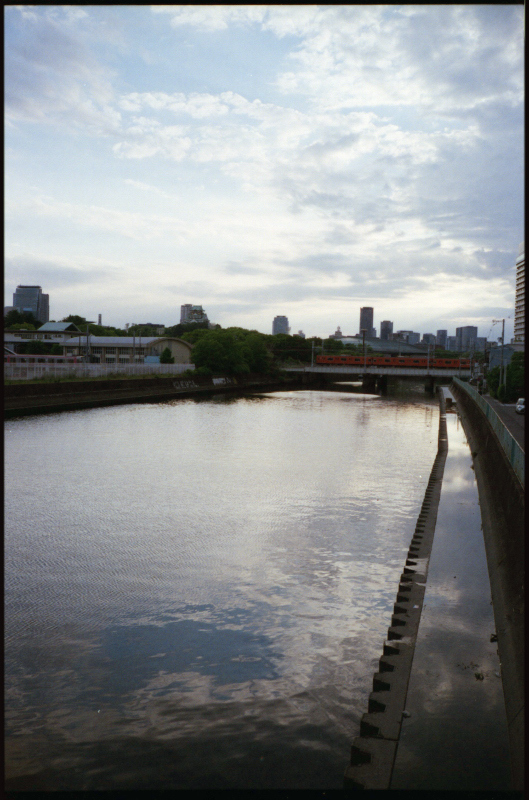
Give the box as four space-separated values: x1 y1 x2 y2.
311 340 314 367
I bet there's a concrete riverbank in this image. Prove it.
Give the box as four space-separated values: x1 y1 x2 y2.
450 381 524 789
4 373 312 418
344 389 449 789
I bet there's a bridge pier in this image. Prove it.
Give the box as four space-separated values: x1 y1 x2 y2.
425 376 435 394
376 375 388 395
362 375 378 393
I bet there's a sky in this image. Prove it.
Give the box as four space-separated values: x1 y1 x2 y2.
4 5 524 341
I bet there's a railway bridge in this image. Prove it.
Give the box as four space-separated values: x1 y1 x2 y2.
283 364 472 393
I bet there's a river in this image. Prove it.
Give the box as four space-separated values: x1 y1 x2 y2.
3 387 500 789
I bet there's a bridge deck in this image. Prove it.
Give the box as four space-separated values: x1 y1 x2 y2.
284 365 471 377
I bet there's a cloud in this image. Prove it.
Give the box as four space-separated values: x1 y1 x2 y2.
5 7 120 134
5 254 114 289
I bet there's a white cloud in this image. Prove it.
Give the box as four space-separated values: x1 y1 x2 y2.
4 6 523 336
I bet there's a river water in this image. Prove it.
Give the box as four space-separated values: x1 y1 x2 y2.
3 388 500 789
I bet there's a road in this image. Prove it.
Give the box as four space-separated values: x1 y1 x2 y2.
481 395 525 450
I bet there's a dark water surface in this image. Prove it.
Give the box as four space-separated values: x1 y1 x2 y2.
3 389 489 789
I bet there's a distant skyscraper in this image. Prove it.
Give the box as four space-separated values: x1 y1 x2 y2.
272 315 290 335
359 307 373 336
180 304 193 324
513 242 524 343
456 326 478 352
380 321 393 340
447 335 457 351
436 330 447 348
422 333 436 345
12 285 49 323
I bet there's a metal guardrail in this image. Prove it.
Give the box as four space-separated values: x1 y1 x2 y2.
452 377 524 489
4 363 195 381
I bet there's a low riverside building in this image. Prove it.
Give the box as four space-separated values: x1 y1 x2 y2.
4 322 82 353
62 335 193 364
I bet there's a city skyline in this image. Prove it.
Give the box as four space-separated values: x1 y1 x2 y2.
5 5 523 341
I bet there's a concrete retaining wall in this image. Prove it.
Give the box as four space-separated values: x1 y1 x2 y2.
450 381 524 790
4 373 308 418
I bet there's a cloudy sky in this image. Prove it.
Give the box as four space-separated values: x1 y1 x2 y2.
5 5 524 340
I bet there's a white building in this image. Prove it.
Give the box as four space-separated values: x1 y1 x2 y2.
513 242 524 344
63 336 193 364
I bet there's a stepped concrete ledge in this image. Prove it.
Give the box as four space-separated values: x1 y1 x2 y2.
344 389 448 790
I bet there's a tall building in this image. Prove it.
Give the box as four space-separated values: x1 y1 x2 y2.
513 242 525 344
395 330 420 344
446 335 457 351
12 285 49 323
455 326 478 352
380 320 393 340
422 333 436 345
436 330 447 348
180 304 193 324
359 307 373 336
272 315 290 335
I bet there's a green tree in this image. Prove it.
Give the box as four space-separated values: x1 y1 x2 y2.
4 309 41 328
242 332 272 373
50 344 63 355
21 339 52 355
486 365 500 397
505 352 524 402
181 327 213 345
191 330 249 374
159 347 175 364
165 321 212 338
322 337 344 352
9 322 37 331
61 314 88 326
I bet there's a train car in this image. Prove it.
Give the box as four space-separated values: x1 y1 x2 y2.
315 354 472 369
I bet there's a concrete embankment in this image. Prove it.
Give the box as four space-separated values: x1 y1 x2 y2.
344 389 449 790
4 373 311 418
450 382 524 790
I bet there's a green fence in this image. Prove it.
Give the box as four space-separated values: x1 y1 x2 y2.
453 378 524 489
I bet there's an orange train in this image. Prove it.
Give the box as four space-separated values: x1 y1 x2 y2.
316 354 471 369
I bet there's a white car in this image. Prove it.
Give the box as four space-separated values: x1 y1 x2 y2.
515 398 524 414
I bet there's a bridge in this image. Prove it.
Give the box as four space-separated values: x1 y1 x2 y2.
284 365 471 377
283 364 471 392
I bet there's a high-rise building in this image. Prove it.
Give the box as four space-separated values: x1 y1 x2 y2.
447 335 457 351
422 333 436 345
272 315 290 335
359 307 373 336
455 326 478 352
12 285 49 323
380 320 393 340
180 304 193 324
513 242 525 344
436 330 447 348
395 330 420 344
